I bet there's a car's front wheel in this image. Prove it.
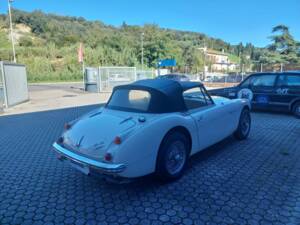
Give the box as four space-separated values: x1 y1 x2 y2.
156 131 189 181
292 102 300 118
234 108 251 140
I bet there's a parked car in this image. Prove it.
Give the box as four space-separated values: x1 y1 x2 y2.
157 73 190 81
53 79 251 182
109 74 131 82
209 72 300 118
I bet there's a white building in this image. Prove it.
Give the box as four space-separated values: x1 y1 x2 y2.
199 47 237 72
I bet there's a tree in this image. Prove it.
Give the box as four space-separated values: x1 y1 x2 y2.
268 24 300 63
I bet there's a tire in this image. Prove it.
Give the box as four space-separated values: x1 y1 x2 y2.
156 131 189 181
292 102 300 119
234 108 251 140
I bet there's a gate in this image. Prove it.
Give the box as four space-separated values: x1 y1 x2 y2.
98 67 136 92
0 61 29 108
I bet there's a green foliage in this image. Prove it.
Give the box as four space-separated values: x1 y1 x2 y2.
0 9 299 82
228 54 240 64
19 36 33 47
268 25 300 63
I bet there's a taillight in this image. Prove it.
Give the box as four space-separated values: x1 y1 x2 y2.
114 136 122 145
104 153 112 162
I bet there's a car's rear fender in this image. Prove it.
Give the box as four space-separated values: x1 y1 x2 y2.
113 113 198 178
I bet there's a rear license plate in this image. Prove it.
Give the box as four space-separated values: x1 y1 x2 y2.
68 160 90 175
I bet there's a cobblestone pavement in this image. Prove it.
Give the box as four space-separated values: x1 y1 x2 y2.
0 105 300 225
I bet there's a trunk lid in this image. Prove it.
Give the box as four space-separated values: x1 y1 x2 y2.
62 110 136 160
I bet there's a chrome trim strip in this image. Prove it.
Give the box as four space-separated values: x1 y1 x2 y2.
52 142 126 173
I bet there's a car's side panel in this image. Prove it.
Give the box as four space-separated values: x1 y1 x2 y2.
189 99 242 152
274 75 300 112
113 114 199 178
113 98 248 178
190 105 229 151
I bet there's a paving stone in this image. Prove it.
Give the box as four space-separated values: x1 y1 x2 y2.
0 106 300 225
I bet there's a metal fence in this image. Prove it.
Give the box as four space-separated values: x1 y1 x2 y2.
197 63 300 85
136 70 155 80
251 63 300 73
98 67 136 92
83 64 300 92
84 67 157 93
202 73 247 83
0 61 29 108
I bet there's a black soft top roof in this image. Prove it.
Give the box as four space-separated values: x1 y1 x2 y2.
111 79 203 113
125 79 202 90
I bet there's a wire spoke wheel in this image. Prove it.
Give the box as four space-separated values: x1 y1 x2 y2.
165 140 186 175
241 111 250 136
234 108 251 140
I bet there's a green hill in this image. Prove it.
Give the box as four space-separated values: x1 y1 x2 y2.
0 9 297 82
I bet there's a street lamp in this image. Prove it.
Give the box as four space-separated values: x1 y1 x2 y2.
8 0 16 63
141 32 144 71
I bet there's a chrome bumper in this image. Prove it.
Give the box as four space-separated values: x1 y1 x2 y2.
52 142 126 174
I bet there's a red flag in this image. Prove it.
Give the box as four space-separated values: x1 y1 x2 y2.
78 43 84 63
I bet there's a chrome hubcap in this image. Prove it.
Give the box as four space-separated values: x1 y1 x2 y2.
297 106 300 114
165 141 186 175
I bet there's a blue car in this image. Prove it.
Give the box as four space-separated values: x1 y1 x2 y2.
209 72 300 118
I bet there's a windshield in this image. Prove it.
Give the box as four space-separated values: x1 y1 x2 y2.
106 89 151 112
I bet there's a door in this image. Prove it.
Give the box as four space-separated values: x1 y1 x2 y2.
275 74 300 111
249 74 278 109
183 86 231 152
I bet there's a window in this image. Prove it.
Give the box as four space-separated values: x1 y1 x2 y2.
251 75 276 87
201 87 214 105
107 89 151 112
183 87 212 110
239 77 251 88
278 75 300 86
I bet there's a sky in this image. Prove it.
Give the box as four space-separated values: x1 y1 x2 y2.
0 0 299 47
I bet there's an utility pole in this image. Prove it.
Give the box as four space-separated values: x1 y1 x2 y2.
141 32 144 71
199 40 207 80
8 0 16 63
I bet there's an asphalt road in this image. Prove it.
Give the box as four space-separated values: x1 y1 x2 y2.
0 106 300 225
29 83 84 93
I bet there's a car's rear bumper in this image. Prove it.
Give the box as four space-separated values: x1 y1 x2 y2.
52 142 126 174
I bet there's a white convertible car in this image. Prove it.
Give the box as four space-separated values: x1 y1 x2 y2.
53 79 251 181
